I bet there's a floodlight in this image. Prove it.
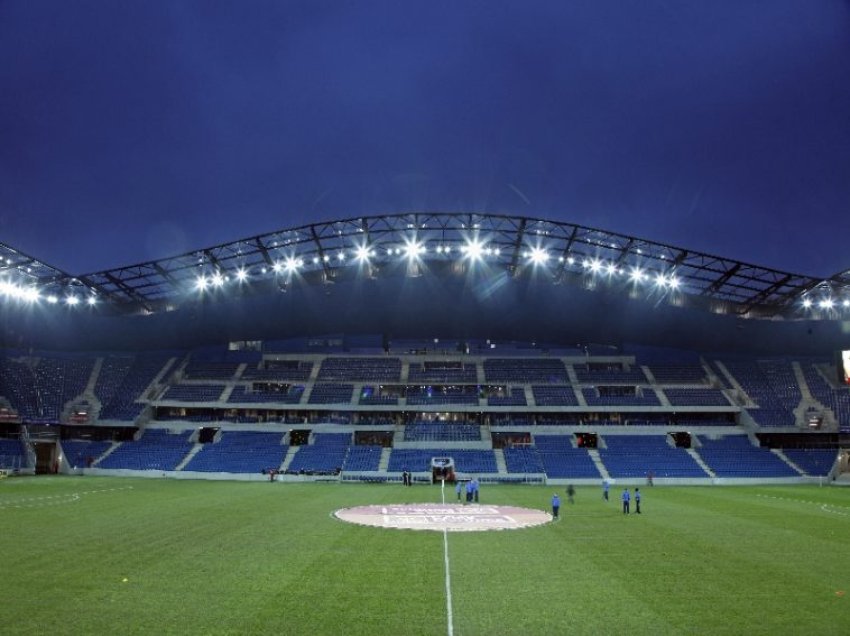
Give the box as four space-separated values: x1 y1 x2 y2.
66 296 80 306
337 252 345 261
819 298 834 310
272 262 283 273
46 295 59 304
629 267 645 283
86 296 97 306
802 298 812 309
604 262 617 275
195 276 209 290
402 240 425 260
462 239 486 261
588 259 602 273
843 300 850 308
211 273 225 287
529 246 548 265
235 268 248 282
567 256 575 265
355 245 372 262
654 273 667 287
668 276 680 290
285 257 302 272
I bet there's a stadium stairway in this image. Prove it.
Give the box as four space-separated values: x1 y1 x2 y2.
771 449 804 476
792 362 813 401
280 446 299 472
494 448 507 474
713 361 756 407
587 449 610 480
175 444 204 471
378 447 391 471
92 442 122 467
686 448 714 477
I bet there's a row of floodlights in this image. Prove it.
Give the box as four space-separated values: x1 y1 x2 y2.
195 239 682 291
802 298 850 310
0 280 97 306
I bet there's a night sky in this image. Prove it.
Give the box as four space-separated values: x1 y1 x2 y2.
1 1 849 277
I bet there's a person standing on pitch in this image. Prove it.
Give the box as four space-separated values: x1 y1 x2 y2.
622 487 630 514
552 493 561 519
566 484 575 504
456 480 462 501
602 479 610 502
635 487 641 514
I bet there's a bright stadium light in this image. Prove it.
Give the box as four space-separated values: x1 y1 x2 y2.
86 295 97 306
668 276 680 290
211 273 225 287
654 273 668 287
65 295 80 306
355 245 372 262
461 239 486 261
337 251 345 261
802 298 812 309
272 261 284 274
235 268 248 282
819 298 834 310
46 295 59 304
628 267 645 283
567 256 575 265
195 275 209 291
588 259 602 274
402 240 425 260
843 299 850 308
529 246 548 265
604 262 618 276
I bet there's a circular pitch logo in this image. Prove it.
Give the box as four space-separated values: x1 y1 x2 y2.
334 503 552 532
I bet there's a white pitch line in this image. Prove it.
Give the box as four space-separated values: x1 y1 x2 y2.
441 481 455 636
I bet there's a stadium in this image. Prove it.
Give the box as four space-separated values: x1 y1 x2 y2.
3 3 850 634
2 211 850 634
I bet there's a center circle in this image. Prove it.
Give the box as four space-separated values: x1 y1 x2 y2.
334 503 552 532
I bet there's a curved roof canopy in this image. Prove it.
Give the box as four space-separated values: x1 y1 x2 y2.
1 213 845 319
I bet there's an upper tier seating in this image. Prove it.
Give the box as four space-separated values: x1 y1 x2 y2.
574 367 648 384
664 388 730 407
406 387 480 406
532 385 579 406
408 362 478 383
98 353 173 421
227 385 304 404
162 384 225 402
647 365 708 384
242 362 314 381
483 358 568 383
800 360 850 432
308 384 354 404
183 361 240 380
317 357 402 382
581 388 661 407
487 388 527 407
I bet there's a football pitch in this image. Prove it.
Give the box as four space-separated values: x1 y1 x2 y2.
1 477 847 635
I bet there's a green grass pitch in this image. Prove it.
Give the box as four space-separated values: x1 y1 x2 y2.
1 476 847 635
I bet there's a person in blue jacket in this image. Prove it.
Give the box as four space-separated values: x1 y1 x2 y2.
551 493 561 519
622 488 630 514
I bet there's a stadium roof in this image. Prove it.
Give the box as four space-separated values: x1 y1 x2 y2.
2 213 847 320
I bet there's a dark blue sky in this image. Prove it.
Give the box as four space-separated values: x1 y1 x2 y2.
1 1 849 277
